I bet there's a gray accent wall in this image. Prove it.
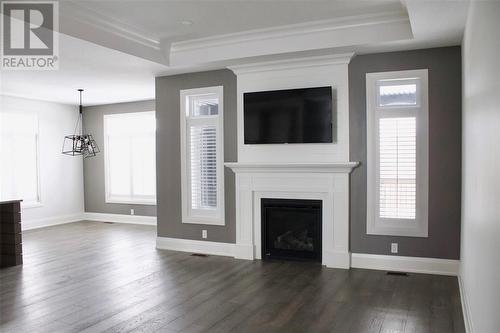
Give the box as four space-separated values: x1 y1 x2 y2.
349 46 462 259
155 69 237 243
83 100 157 217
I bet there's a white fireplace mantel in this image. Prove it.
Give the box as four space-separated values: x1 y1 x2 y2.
225 161 359 269
225 162 359 174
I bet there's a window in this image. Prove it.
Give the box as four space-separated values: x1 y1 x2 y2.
104 112 156 205
366 69 429 237
180 86 224 225
0 111 40 206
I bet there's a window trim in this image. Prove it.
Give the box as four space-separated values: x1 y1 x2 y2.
180 86 225 226
103 111 157 206
366 69 429 237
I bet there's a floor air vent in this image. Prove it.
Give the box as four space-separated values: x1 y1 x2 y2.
386 271 409 276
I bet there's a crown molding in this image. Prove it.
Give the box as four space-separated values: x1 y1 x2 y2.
171 11 408 53
60 1 161 51
169 11 412 66
55 4 411 67
227 53 355 75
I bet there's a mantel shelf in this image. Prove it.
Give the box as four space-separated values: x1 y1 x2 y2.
224 162 359 174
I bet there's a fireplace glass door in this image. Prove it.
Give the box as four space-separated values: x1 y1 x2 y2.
261 198 322 262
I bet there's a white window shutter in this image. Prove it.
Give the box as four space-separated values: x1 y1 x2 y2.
189 125 218 210
379 117 416 219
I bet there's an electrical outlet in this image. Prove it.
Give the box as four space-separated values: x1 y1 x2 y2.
391 243 398 254
130 209 134 215
202 230 207 239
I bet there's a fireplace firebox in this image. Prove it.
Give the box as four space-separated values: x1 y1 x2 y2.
261 198 322 262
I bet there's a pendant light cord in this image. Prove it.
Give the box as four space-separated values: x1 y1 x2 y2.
73 89 84 136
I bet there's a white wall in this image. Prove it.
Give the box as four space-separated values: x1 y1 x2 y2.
461 1 500 332
2 96 84 230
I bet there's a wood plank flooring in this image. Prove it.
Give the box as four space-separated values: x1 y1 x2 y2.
0 222 465 333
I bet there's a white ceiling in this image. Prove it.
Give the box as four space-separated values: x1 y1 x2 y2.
0 0 469 106
404 0 469 46
67 0 404 43
0 32 167 106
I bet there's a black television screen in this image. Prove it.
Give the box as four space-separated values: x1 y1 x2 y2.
243 86 333 144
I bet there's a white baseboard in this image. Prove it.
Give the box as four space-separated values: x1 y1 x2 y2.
323 250 351 269
458 274 473 333
22 212 157 230
233 244 254 260
83 212 157 226
351 253 460 276
156 237 234 257
22 213 83 231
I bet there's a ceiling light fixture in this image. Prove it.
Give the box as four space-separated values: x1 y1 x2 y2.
181 20 193 26
62 89 100 158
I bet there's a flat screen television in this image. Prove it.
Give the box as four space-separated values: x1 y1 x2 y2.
243 86 333 144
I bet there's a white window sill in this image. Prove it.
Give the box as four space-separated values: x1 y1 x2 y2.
367 222 428 238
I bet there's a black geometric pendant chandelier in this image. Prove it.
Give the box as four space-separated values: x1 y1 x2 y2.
62 89 100 158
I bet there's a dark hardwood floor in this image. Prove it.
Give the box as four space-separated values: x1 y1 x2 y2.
0 222 465 333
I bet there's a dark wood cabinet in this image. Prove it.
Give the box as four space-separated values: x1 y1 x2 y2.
0 200 23 267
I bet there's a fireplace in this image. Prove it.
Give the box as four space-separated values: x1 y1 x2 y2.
261 198 322 262
225 161 358 268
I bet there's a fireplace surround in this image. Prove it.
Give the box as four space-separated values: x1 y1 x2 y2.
225 54 358 269
224 162 358 268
